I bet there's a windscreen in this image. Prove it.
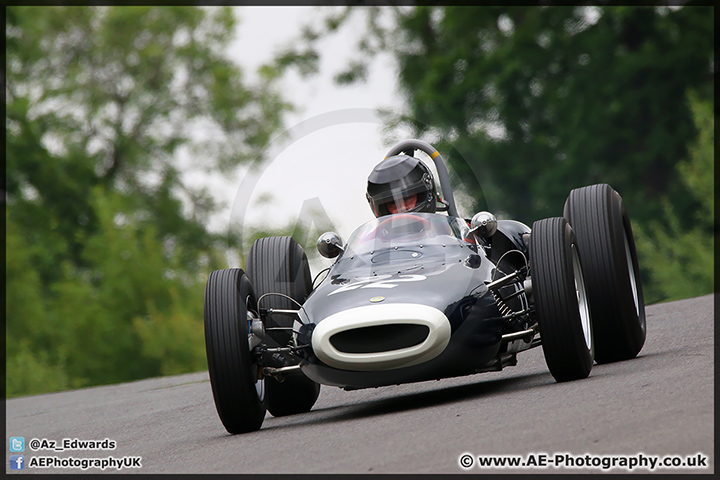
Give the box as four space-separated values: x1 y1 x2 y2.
343 213 473 256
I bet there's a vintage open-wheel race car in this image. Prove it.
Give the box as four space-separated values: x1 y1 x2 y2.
203 139 646 434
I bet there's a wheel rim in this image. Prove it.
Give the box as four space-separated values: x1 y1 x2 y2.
571 244 592 350
247 341 265 403
623 228 640 318
254 377 265 402
247 311 265 403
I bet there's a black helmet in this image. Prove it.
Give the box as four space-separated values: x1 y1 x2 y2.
366 154 438 217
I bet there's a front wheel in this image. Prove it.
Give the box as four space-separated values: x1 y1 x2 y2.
563 184 646 363
204 269 266 434
246 236 321 417
530 217 594 382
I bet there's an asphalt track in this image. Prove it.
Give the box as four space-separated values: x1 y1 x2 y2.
5 294 714 474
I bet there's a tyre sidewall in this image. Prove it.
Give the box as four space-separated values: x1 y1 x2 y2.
530 218 593 382
204 269 266 433
564 184 646 362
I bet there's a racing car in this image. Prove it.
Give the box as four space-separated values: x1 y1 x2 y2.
204 139 646 434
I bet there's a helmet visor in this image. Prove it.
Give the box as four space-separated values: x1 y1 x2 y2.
368 174 431 216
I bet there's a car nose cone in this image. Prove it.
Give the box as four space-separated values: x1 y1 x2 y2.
311 303 451 371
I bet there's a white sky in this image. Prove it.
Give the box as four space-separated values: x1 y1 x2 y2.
191 7 477 273
206 7 412 269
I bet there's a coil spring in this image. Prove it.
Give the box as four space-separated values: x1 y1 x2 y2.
490 250 530 321
492 289 514 318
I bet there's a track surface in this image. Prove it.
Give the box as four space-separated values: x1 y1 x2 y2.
5 295 714 474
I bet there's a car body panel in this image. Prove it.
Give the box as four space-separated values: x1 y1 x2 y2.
295 213 520 388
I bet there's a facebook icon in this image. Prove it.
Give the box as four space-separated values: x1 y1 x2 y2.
10 455 25 470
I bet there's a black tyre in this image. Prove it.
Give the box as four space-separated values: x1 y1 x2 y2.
204 269 266 434
530 218 594 382
563 184 646 363
246 236 321 417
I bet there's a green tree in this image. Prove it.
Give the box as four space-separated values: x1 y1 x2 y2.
5 6 291 395
634 92 714 302
285 6 713 225
6 6 287 275
6 212 71 396
276 5 714 302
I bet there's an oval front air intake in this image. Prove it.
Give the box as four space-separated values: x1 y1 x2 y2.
329 324 430 354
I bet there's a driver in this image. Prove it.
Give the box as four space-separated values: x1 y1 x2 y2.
366 154 439 217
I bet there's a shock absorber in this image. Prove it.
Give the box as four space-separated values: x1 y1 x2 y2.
487 269 530 324
492 289 514 318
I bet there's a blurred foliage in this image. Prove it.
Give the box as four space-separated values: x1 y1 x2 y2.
5 6 291 397
274 5 714 303
635 92 714 303
236 196 339 279
5 6 715 397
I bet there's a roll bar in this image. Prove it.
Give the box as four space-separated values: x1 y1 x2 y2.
384 139 459 218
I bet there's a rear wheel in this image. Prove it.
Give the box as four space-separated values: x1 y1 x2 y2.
246 236 321 417
204 269 266 434
530 218 594 382
563 184 646 363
